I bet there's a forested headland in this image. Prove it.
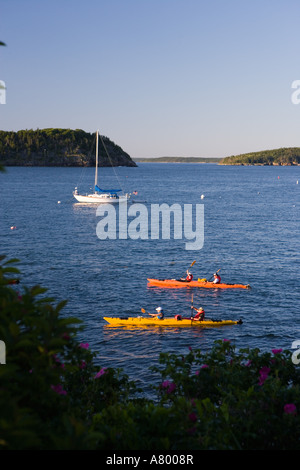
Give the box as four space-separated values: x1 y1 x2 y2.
0 128 137 167
220 148 300 166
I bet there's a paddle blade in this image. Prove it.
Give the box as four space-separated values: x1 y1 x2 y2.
141 308 146 313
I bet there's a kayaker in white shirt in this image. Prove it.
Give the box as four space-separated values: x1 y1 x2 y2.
149 307 164 320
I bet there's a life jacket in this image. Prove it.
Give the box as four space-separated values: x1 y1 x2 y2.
186 274 193 282
194 310 205 320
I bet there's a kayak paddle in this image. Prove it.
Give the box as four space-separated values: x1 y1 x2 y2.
208 268 221 282
141 308 152 316
181 260 196 279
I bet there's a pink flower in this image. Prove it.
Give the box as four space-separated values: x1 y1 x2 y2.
284 404 297 415
79 343 89 349
258 366 271 385
260 366 271 375
52 354 65 369
196 364 209 375
79 360 87 369
272 349 282 355
51 384 67 395
161 380 176 394
188 412 197 422
94 367 107 379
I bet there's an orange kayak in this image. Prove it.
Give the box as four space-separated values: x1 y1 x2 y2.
147 278 251 289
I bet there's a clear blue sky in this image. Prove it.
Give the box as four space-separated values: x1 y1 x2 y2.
1 0 300 158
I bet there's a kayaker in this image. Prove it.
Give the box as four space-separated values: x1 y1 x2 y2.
213 273 221 284
180 270 193 282
149 307 164 320
191 306 205 321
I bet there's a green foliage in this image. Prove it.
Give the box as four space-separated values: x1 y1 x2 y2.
1 256 300 449
151 342 300 449
220 147 300 165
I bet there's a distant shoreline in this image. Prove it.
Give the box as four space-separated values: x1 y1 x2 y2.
134 149 300 166
133 157 221 163
133 158 299 166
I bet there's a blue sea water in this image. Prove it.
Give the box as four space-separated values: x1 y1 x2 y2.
0 163 299 392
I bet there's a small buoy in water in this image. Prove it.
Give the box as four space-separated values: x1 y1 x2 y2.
10 226 16 230
200 194 205 199
297 180 299 185
57 201 61 204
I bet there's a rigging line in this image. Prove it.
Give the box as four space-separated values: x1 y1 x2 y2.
99 133 125 192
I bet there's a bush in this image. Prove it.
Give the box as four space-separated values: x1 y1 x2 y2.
150 341 300 449
1 256 300 450
0 256 137 449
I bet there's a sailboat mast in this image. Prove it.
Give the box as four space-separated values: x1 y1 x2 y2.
95 130 99 189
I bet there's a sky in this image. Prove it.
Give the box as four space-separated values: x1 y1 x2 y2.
1 0 300 159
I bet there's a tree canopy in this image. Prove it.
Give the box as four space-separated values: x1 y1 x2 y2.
0 128 137 167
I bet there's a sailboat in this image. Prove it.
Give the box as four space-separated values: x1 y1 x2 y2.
73 130 130 204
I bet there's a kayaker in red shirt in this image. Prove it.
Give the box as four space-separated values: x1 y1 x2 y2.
179 270 193 282
213 273 221 284
191 306 205 321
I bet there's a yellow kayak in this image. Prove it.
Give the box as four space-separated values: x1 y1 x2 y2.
103 316 243 327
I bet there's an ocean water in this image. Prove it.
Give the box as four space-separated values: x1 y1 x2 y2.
0 163 299 393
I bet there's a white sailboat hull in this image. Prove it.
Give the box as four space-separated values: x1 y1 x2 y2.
73 192 129 204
